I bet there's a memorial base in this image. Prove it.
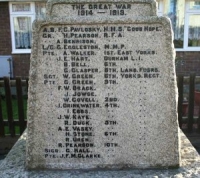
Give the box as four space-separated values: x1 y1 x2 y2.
0 130 200 177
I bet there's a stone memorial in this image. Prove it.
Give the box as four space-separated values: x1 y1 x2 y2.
26 0 180 169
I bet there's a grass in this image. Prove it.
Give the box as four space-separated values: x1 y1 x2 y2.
1 97 27 135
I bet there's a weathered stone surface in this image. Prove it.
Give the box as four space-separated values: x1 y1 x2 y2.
47 0 157 19
26 0 180 169
1 130 199 177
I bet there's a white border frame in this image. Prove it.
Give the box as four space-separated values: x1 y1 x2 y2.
158 0 200 51
10 2 34 14
180 0 200 51
9 2 35 54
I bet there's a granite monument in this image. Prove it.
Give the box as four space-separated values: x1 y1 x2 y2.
26 0 180 169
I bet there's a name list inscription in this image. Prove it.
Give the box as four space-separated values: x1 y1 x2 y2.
40 24 162 160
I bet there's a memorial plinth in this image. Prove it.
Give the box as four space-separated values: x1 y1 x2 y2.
26 0 180 169
1 130 199 177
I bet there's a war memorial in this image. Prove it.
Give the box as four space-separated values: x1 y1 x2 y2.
1 0 200 177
